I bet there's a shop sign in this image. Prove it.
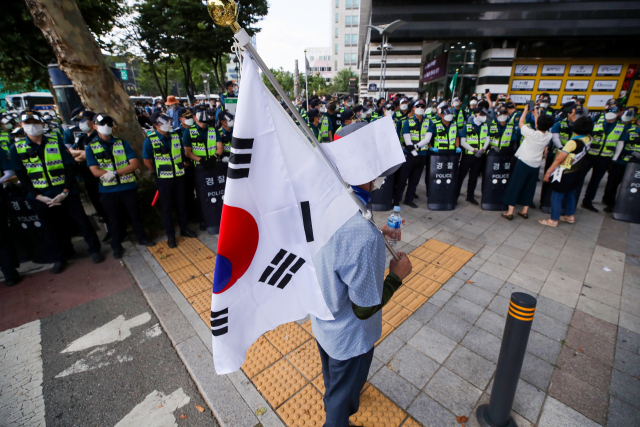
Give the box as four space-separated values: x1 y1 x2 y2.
592 80 618 92
511 80 534 91
587 95 613 108
541 64 565 76
510 94 531 104
564 80 589 92
569 65 593 76
597 64 622 76
536 94 558 105
561 95 578 104
537 80 562 91
513 64 538 76
422 53 448 83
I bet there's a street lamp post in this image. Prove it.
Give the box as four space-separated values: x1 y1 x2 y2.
201 72 211 101
367 20 406 100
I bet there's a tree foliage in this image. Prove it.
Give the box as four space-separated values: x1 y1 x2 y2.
261 68 294 97
0 0 126 92
331 68 359 93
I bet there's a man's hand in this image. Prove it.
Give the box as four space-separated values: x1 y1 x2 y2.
36 195 53 205
543 173 550 183
381 224 401 242
50 192 68 205
101 170 117 182
389 252 412 281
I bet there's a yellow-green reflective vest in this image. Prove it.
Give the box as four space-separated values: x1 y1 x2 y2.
150 133 185 178
319 115 331 142
465 123 489 154
489 123 514 151
188 126 217 165
407 117 431 151
434 122 457 151
589 121 625 158
88 139 135 187
15 135 65 189
622 126 640 162
0 131 10 152
455 109 465 131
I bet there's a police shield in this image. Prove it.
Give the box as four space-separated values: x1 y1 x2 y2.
195 162 227 234
427 154 458 210
613 161 640 224
481 151 512 211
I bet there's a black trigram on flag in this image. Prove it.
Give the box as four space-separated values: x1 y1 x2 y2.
259 249 306 289
211 308 228 336
228 137 254 179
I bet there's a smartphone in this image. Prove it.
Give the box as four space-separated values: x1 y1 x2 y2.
485 89 490 94
528 100 535 111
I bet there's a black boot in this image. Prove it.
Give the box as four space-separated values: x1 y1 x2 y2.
180 228 197 238
167 235 177 248
51 260 67 274
581 202 599 213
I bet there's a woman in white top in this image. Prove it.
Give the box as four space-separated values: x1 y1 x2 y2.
500 103 555 220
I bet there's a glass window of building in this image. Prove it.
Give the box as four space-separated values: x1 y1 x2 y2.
351 53 357 64
328 56 331 61
345 16 351 26
352 34 357 45
335 28 338 38
352 15 358 25
353 0 359 7
310 56 314 61
345 53 351 64
335 13 339 23
346 0 352 8
345 34 350 45
335 44 338 54
335 0 339 7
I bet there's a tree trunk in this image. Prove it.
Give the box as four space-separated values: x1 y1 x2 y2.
25 0 147 167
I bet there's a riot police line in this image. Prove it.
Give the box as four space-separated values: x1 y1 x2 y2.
0 92 235 285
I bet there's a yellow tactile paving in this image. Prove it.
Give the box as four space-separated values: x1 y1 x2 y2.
253 358 307 408
187 290 211 314
175 236 207 253
287 341 322 381
168 264 202 285
432 254 465 272
150 237 474 427
312 374 325 395
419 264 454 284
349 384 406 427
177 276 212 299
242 336 282 378
277 384 326 426
265 323 312 355
422 239 450 254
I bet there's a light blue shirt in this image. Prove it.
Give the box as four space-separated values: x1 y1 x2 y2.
311 211 386 360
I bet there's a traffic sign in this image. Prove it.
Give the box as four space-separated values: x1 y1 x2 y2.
120 70 128 80
368 83 378 91
115 62 127 69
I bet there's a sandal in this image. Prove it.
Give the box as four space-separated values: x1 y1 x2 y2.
501 213 513 221
559 216 575 224
539 219 558 227
517 212 529 219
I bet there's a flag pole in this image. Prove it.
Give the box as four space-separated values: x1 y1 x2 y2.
206 1 400 261
304 50 309 118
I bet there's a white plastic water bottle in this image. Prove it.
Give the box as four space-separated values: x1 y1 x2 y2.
387 206 402 247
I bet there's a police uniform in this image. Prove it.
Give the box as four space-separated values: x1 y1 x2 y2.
602 121 639 210
394 110 432 206
458 120 489 202
9 113 102 267
0 114 15 151
175 109 201 224
143 113 196 246
453 107 467 132
580 118 627 209
85 117 153 258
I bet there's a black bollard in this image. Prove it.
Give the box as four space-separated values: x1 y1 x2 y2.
476 292 537 427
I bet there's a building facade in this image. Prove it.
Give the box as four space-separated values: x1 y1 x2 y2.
305 47 334 80
332 0 362 77
357 0 640 109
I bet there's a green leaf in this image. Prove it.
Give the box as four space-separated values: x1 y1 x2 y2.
255 407 267 416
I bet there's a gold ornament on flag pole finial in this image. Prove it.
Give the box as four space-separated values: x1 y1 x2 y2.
207 0 241 33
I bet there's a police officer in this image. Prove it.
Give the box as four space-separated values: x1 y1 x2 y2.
458 107 490 204
62 107 85 149
68 110 108 222
175 108 200 219
0 114 16 151
317 101 334 141
425 101 438 122
334 109 355 133
451 97 467 131
42 112 63 141
602 107 639 212
86 114 155 258
430 104 461 155
9 110 103 273
220 81 237 109
218 113 234 161
465 97 478 117
143 112 197 248
394 100 431 207
0 142 19 285
490 105 520 156
580 103 628 212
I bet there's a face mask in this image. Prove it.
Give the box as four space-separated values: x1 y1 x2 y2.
622 115 633 123
347 101 354 107
426 108 433 115
3 123 13 131
415 108 425 116
432 98 436 102
453 101 460 108
475 115 486 124
98 125 112 135
400 104 408 111
540 102 549 109
443 114 454 122
23 124 44 136
184 119 194 126
160 123 172 132
216 102 221 107
384 110 393 116
320 106 327 113
470 101 477 107
79 120 91 132
227 120 234 127
605 112 617 121
372 177 386 190
497 115 508 122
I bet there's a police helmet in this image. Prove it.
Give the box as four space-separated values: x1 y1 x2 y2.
604 105 619 114
307 108 320 121
74 110 96 122
494 105 508 117
150 112 171 126
94 113 117 127
20 110 43 123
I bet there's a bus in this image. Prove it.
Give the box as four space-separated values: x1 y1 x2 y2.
5 92 56 113
130 96 155 105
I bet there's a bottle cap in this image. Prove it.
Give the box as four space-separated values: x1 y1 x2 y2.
394 206 401 212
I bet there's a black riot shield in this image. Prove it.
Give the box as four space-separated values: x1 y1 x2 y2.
4 190 60 264
481 151 512 211
369 172 395 211
613 161 640 224
195 162 227 234
427 154 458 210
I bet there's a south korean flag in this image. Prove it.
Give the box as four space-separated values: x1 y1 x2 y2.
209 52 358 374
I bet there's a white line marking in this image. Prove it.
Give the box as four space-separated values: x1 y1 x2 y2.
62 313 152 353
114 389 190 427
143 323 162 339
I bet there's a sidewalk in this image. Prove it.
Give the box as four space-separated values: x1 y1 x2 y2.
121 178 640 427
